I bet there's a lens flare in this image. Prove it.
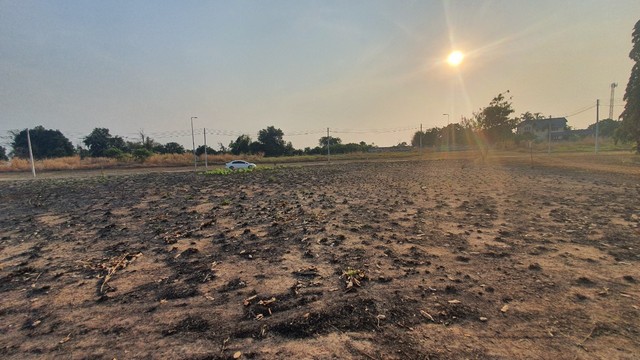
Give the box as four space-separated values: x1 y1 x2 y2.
447 51 464 66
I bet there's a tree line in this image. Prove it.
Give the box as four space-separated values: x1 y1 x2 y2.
411 91 531 149
3 19 638 160
412 91 631 150
0 125 375 161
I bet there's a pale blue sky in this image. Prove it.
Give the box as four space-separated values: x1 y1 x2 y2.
1 1 639 149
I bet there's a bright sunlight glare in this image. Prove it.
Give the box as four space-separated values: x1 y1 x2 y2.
447 51 464 66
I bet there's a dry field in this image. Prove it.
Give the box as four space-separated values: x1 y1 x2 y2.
0 156 639 359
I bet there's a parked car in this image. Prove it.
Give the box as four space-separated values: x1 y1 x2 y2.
225 160 256 170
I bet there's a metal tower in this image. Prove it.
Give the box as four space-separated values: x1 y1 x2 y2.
609 83 617 120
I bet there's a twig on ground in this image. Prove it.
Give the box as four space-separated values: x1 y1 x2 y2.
578 325 597 347
574 324 598 359
395 322 414 331
220 337 230 355
100 253 141 294
32 272 44 287
420 310 435 322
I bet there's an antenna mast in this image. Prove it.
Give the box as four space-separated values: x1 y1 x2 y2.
609 83 617 120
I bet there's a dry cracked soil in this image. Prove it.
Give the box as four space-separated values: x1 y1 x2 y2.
1 159 639 359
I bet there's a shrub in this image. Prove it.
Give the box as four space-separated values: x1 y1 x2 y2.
133 148 153 162
104 147 126 159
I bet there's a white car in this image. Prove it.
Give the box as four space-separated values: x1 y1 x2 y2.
225 160 256 170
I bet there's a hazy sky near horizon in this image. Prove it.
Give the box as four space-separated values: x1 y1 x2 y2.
1 1 639 149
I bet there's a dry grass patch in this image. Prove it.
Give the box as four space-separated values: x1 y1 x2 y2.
0 156 117 172
145 153 193 166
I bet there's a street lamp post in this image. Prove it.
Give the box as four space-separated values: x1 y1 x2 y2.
443 113 450 151
190 116 198 172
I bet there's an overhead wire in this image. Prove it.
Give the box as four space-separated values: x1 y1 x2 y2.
332 126 418 134
0 100 628 148
562 104 596 118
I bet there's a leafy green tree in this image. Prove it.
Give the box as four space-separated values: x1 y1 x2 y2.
140 132 157 151
0 145 8 161
126 131 159 151
442 123 472 147
152 144 166 154
474 91 518 143
411 130 423 147
620 19 640 152
83 128 128 157
249 141 263 154
195 145 217 156
229 135 253 155
587 119 622 138
162 142 185 154
126 132 159 152
460 116 478 130
519 111 546 122
305 141 371 155
284 141 296 156
318 136 342 147
411 127 441 147
343 142 372 153
76 145 89 159
257 126 286 157
11 126 75 159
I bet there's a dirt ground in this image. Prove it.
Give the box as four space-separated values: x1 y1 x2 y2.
1 156 639 359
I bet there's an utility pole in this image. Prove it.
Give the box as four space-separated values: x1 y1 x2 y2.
203 128 208 169
326 127 330 162
609 83 617 120
443 113 450 151
26 128 36 177
419 123 422 151
595 99 600 154
547 122 551 154
190 116 198 172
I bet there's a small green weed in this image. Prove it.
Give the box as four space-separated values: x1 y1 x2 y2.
202 167 258 176
203 168 234 176
341 268 366 290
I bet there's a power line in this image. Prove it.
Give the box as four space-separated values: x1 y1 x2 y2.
563 105 597 118
332 126 418 134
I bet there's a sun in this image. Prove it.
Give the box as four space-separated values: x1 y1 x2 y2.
447 51 464 66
